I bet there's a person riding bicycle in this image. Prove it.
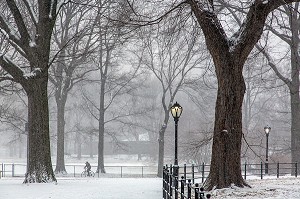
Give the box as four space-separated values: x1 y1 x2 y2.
84 161 91 176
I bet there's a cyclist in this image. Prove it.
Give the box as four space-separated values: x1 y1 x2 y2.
84 161 91 176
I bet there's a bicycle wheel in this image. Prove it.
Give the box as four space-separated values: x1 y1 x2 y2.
89 171 95 177
81 171 87 177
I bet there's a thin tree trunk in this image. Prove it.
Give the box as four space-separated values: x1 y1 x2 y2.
24 79 56 183
157 127 165 177
89 134 94 158
157 115 168 177
76 132 82 160
97 81 106 173
55 101 67 174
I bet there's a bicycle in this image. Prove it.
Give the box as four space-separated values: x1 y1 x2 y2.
81 168 95 177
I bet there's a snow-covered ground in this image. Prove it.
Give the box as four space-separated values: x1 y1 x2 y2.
1 155 300 198
0 177 162 199
212 177 300 199
1 177 300 198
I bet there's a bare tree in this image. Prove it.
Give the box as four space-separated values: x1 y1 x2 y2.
183 0 300 189
137 13 207 176
256 3 300 172
0 0 63 183
49 1 97 174
79 0 142 173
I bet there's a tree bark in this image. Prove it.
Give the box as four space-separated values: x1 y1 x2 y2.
157 123 167 177
24 78 56 183
204 60 247 189
54 99 67 174
290 37 300 172
97 78 106 173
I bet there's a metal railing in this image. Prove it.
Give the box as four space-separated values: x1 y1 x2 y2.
168 162 298 183
163 166 211 199
0 163 157 178
162 162 298 199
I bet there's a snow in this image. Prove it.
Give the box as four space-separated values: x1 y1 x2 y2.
0 177 162 199
2 156 300 198
1 176 300 198
212 177 300 199
24 68 42 79
29 40 36 47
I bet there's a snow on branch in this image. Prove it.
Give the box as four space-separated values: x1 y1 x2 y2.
195 0 214 12
0 53 26 82
23 68 42 79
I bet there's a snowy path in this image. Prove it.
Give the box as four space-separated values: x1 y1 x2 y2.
0 177 162 199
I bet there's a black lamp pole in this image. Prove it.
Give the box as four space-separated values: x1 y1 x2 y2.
264 125 271 174
174 116 179 166
170 102 182 199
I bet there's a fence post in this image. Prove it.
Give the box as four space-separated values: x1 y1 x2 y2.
277 162 279 178
142 166 144 178
200 187 205 199
244 162 247 180
295 162 298 177
2 163 4 177
192 164 195 184
195 183 199 199
121 166 123 178
180 176 185 199
163 166 166 199
173 165 179 199
184 164 186 183
169 167 173 199
202 162 205 183
260 162 263 179
12 163 14 177
187 179 191 199
166 169 170 199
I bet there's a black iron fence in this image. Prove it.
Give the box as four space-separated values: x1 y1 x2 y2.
168 162 298 183
1 162 298 180
0 163 157 178
163 166 211 199
163 162 298 199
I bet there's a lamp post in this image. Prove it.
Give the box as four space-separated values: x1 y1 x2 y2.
170 101 182 197
264 125 271 174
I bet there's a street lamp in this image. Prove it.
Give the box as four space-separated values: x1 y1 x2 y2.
170 101 182 197
264 125 271 174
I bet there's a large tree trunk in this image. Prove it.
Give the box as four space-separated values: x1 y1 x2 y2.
204 60 247 189
24 78 56 183
55 100 67 174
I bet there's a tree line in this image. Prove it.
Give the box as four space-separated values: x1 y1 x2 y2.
0 0 299 190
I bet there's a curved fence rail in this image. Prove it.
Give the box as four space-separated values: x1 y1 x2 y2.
163 162 298 199
163 166 211 199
